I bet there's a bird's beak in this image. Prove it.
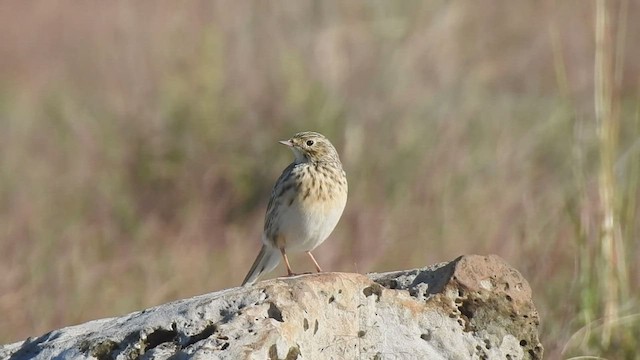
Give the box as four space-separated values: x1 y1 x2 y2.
279 139 294 147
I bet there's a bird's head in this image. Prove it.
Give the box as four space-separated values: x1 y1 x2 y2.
279 131 341 164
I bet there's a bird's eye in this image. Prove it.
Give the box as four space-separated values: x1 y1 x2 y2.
306 140 314 146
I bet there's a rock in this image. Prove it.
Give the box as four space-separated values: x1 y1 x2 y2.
0 254 543 360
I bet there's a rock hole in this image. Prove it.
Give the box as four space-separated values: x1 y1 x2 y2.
89 340 119 360
121 331 141 350
520 339 527 346
221 343 229 350
506 295 512 301
362 284 383 301
357 330 366 338
328 295 335 304
420 333 431 341
268 302 284 322
389 280 398 289
460 301 474 319
459 299 476 332
268 344 278 360
285 346 301 360
303 318 309 331
219 308 237 322
145 328 178 350
185 324 217 346
313 319 319 335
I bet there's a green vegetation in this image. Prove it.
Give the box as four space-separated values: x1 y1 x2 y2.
0 1 638 358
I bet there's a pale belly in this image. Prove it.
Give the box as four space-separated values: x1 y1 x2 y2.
276 195 346 252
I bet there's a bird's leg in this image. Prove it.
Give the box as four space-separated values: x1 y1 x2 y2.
306 251 323 273
280 248 296 276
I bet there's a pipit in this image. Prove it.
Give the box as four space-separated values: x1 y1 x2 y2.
241 131 348 286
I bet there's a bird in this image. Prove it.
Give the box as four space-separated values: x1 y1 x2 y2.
241 131 348 286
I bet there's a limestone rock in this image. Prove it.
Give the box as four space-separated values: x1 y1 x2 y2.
0 254 543 359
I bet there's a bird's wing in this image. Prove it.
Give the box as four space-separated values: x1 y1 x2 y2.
264 162 297 234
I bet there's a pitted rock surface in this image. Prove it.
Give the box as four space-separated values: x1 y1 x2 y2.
0 255 543 360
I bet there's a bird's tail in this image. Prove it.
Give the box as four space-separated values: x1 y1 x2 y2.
241 245 281 286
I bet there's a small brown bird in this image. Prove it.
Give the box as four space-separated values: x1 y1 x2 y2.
241 131 348 286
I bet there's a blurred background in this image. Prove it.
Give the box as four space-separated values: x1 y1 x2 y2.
1 1 639 358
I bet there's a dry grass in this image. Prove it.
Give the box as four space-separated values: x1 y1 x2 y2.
1 1 639 358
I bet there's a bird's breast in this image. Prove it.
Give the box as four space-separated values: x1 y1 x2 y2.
278 163 347 251
295 164 347 210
